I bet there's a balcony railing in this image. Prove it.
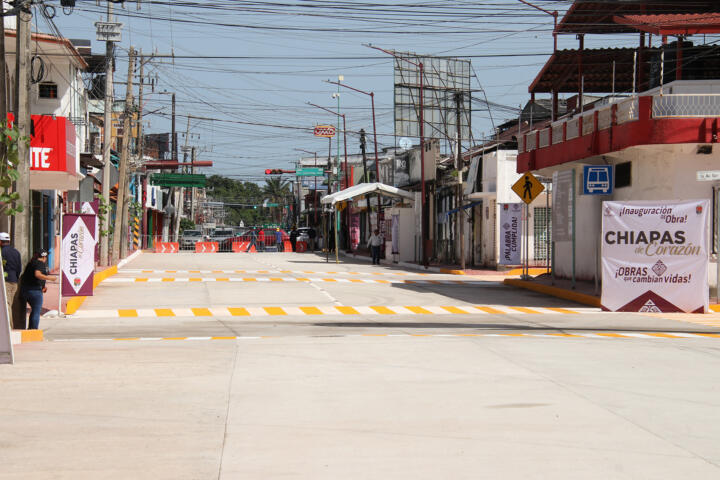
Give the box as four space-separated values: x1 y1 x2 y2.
520 94 718 156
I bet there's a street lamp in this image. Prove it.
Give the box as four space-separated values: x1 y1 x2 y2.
307 102 348 189
366 44 428 267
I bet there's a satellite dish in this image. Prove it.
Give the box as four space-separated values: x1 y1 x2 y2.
399 137 412 150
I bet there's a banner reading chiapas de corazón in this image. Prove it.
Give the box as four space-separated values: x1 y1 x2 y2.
601 200 709 313
62 214 96 297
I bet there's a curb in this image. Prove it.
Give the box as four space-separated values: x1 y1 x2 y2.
337 250 465 275
10 329 44 345
65 265 120 315
503 278 602 308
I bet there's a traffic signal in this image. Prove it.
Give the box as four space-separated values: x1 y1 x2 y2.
265 169 283 175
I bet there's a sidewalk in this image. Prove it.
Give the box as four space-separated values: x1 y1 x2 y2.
504 274 602 308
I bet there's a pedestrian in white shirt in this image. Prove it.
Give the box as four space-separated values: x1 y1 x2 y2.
367 229 383 265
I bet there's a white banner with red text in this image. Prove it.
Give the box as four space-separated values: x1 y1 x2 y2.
601 200 709 313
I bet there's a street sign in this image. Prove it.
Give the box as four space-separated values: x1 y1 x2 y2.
313 125 336 137
511 171 545 204
697 170 720 181
296 167 324 176
94 22 123 42
582 165 613 195
150 173 206 188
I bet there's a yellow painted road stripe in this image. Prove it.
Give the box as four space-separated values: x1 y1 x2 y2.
405 306 433 314
161 278 175 282
595 333 628 338
191 308 212 317
474 306 505 314
645 332 680 338
212 336 237 340
114 337 140 341
441 306 470 314
154 308 175 317
189 278 202 282
508 307 542 314
370 306 396 315
216 278 230 282
296 278 310 282
227 307 250 316
336 306 360 315
545 307 579 314
269 278 284 282
323 278 337 282
135 278 148 282
118 309 138 317
264 307 287 316
243 278 257 282
162 337 187 341
300 306 324 315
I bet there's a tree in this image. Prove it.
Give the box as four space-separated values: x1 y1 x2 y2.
262 177 291 224
205 175 270 227
0 121 26 217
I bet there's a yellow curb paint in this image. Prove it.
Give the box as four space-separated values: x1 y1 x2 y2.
694 333 720 338
547 333 581 337
161 278 175 282
191 308 212 317
336 306 360 315
474 306 505 314
503 278 601 308
264 307 287 315
709 305 720 313
645 333 680 338
349 279 364 283
545 307 579 314
93 265 118 288
135 278 149 282
370 306 396 315
118 309 139 318
509 307 542 314
375 280 391 284
505 267 550 276
323 278 337 282
212 336 237 340
300 306 324 315
162 337 187 341
441 306 469 314
595 333 628 338
456 333 480 337
500 333 527 337
65 296 87 315
440 269 465 275
405 306 432 314
227 307 250 316
296 278 310 282
411 334 430 337
20 330 43 342
154 308 175 317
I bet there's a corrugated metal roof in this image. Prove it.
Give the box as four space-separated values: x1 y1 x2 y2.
613 13 720 34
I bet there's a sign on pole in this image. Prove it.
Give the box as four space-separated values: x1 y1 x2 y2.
296 167 325 177
94 22 123 42
313 125 336 138
582 165 613 195
511 171 545 204
62 214 97 297
601 200 709 313
499 203 522 265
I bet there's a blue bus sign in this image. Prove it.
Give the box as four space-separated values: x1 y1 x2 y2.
582 165 613 195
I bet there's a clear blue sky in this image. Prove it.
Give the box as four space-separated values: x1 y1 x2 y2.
42 0 660 180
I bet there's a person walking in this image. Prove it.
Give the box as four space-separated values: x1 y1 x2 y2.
275 228 283 252
368 229 383 265
0 232 21 318
289 226 299 252
308 226 317 251
246 228 258 253
19 249 57 330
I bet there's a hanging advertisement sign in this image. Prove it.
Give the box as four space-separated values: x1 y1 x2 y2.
601 200 709 313
62 214 97 297
499 203 522 265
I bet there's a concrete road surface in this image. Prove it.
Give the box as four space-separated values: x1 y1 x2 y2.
2 252 720 479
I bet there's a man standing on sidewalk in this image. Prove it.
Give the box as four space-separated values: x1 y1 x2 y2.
1 232 21 325
367 229 383 265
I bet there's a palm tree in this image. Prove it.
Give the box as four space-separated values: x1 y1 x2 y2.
263 177 291 224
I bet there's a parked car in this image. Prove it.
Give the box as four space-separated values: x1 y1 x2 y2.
211 228 235 251
180 229 203 250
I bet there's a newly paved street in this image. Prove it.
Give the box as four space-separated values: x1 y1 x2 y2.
3 252 720 479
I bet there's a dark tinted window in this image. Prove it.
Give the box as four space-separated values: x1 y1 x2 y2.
615 162 631 188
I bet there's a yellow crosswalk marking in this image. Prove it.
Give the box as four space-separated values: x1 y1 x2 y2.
370 306 396 315
191 308 212 317
545 307 579 314
227 308 250 316
441 306 469 314
154 308 175 317
118 309 138 317
161 278 175 282
336 306 360 315
264 307 287 315
509 307 541 314
216 278 230 282
300 306 324 315
474 306 505 314
405 306 432 314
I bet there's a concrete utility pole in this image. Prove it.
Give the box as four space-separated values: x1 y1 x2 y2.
135 51 147 248
14 2 31 262
455 92 465 271
173 115 191 239
112 47 135 263
190 147 196 223
100 0 114 266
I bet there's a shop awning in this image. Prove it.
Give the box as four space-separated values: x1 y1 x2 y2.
320 182 414 206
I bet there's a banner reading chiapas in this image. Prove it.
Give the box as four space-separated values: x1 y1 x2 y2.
62 214 97 297
499 203 522 265
601 200 709 313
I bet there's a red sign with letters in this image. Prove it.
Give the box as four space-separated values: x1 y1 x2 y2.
8 113 77 175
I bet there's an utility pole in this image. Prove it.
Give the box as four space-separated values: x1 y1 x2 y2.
135 51 147 248
190 147 196 223
100 0 114 266
359 129 368 183
14 1 31 261
173 115 190 238
455 92 465 271
112 47 135 263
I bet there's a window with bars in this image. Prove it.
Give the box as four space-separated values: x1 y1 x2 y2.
533 207 552 260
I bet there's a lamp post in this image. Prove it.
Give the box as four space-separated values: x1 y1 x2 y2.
366 44 428 267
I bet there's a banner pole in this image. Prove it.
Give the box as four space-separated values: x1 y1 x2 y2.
0 259 14 365
58 196 63 316
571 169 576 290
716 188 720 303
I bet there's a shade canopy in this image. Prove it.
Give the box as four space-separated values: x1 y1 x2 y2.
320 182 414 206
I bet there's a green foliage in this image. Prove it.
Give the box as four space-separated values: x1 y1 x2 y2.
262 177 292 224
180 218 195 232
129 200 143 219
97 195 113 238
0 120 28 216
206 175 270 226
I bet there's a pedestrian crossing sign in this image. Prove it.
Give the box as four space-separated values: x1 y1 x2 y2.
511 171 544 204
